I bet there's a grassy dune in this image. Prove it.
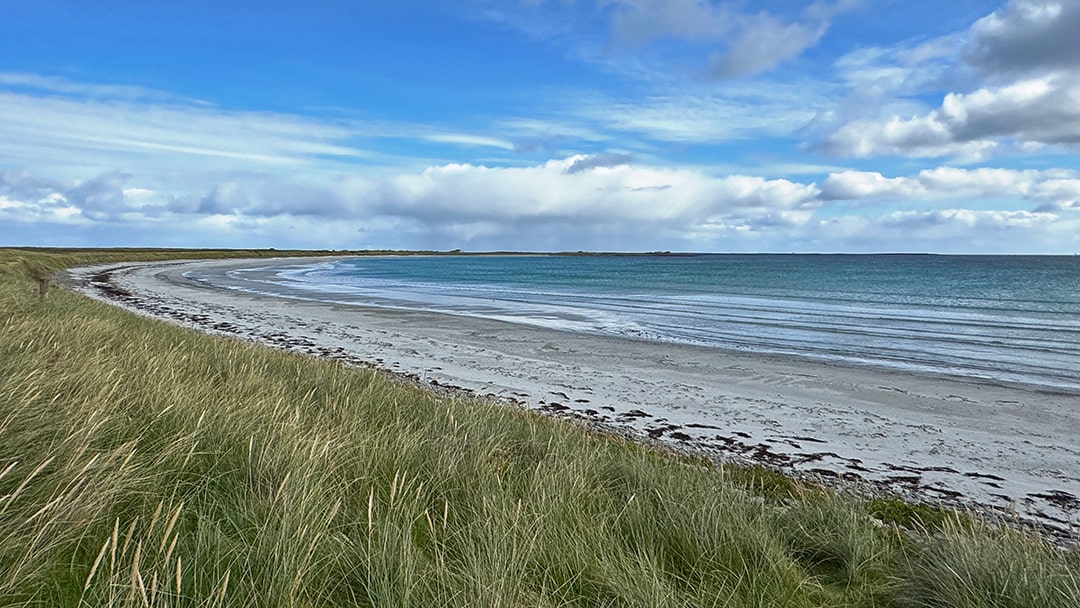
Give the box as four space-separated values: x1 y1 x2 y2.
1 248 1077 607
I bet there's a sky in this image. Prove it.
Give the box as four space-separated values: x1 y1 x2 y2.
2 0 1080 253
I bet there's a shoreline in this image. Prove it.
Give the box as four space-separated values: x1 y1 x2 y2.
61 257 1080 542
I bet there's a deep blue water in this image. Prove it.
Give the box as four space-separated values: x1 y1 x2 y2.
221 254 1080 391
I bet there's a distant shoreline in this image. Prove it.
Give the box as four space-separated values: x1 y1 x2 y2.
14 244 1080 257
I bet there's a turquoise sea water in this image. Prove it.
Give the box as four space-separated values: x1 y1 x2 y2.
218 254 1080 391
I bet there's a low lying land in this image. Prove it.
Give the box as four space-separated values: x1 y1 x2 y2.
2 248 1078 607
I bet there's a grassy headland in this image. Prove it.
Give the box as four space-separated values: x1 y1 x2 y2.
1 248 1077 607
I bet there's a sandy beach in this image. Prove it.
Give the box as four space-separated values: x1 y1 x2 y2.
64 257 1080 537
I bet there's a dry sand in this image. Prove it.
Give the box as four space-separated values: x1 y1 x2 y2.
64 257 1080 538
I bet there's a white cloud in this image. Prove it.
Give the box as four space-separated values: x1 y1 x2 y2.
820 116 996 160
819 170 917 200
807 208 1078 253
607 0 735 47
821 75 1080 158
820 167 1080 204
822 1 1080 160
425 133 516 149
966 0 1080 76
564 152 634 173
342 156 821 226
0 91 370 177
0 72 184 102
916 166 1039 196
831 37 964 109
0 78 551 182
1032 178 1080 207
707 12 828 79
0 190 86 227
880 208 1058 233
491 0 859 80
939 76 1080 144
604 0 861 79
570 80 835 143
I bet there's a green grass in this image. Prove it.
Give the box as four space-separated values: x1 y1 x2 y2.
1 248 1078 607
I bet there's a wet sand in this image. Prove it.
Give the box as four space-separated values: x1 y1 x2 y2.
63 257 1080 538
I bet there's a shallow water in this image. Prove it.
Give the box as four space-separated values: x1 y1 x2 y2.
189 254 1080 391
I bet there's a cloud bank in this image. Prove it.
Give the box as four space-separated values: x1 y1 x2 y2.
4 159 1078 252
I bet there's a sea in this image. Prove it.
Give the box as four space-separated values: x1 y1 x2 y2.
210 254 1080 392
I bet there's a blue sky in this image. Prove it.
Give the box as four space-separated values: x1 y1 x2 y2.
2 0 1079 253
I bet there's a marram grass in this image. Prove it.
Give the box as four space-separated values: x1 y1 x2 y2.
1 249 1078 607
